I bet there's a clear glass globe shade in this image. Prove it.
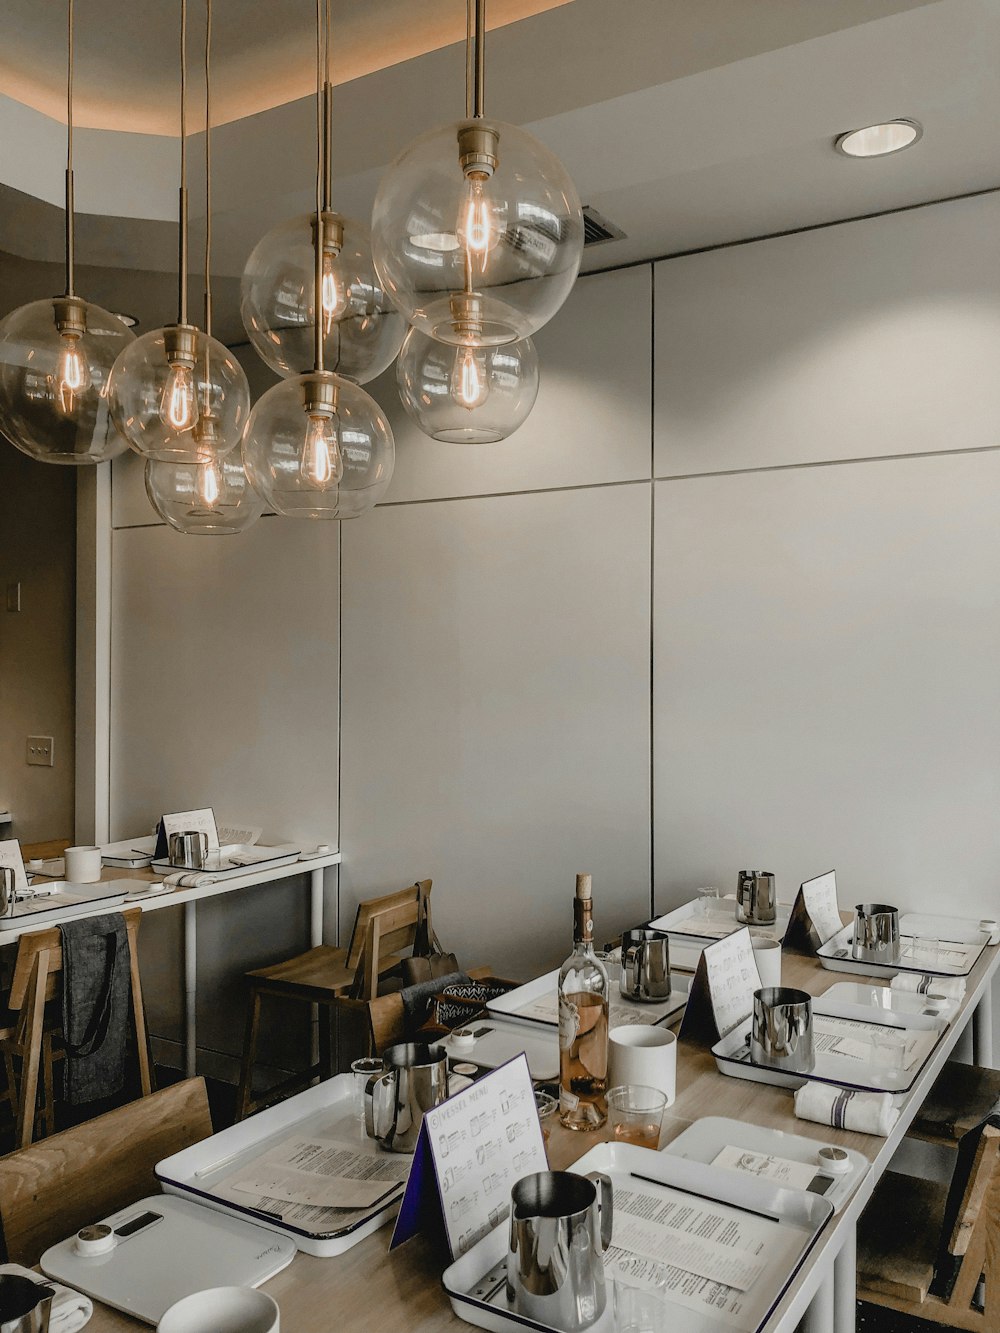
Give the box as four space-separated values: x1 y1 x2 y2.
145 453 264 536
242 371 393 520
396 327 539 443
108 325 250 463
0 297 134 464
371 118 583 346
241 212 405 384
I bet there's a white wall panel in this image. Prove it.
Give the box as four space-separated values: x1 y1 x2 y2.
110 517 339 847
368 266 652 503
111 448 156 530
653 453 1000 922
654 193 1000 476
340 483 651 979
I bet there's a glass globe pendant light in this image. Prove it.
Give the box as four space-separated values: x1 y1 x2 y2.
239 0 403 384
0 0 134 465
145 0 262 537
108 0 249 464
242 0 393 521
396 326 538 443
371 0 584 349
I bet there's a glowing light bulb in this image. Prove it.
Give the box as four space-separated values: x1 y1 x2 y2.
55 336 90 414
452 346 490 410
198 460 222 509
461 180 492 257
161 362 196 432
321 252 343 335
301 411 343 489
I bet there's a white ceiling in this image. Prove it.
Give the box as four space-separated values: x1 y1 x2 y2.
0 0 996 344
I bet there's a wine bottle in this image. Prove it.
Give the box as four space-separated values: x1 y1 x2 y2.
558 872 609 1130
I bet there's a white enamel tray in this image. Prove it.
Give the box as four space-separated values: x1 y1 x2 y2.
150 844 301 879
820 980 959 1023
443 1141 833 1333
101 836 157 868
648 898 792 971
487 969 689 1031
712 994 949 1094
663 1115 868 1213
0 881 127 930
817 914 988 979
156 1074 405 1256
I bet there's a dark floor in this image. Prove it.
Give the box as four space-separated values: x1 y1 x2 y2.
0 1071 971 1332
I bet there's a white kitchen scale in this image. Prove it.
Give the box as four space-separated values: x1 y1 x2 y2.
40 1194 294 1326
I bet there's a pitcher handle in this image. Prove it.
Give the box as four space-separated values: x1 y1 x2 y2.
365 1069 397 1143
586 1171 614 1251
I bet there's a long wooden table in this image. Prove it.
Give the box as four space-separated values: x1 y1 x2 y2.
74 941 1000 1333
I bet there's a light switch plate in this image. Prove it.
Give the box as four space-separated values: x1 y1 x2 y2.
26 736 54 767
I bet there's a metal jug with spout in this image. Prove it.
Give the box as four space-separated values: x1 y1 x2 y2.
364 1042 449 1152
737 870 777 926
0 1274 55 1333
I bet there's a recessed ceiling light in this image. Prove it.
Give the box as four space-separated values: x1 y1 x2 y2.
835 119 922 158
113 312 140 327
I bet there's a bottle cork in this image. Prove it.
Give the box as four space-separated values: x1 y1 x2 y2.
575 873 592 899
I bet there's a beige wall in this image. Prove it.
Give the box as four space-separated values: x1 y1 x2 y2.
0 445 76 843
104 190 1000 1073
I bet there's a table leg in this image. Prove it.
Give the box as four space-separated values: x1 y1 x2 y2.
799 1271 834 1333
974 977 994 1068
310 868 324 1068
833 1225 857 1333
184 901 197 1078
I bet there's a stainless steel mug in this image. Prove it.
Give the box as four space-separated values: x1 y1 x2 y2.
0 1274 55 1333
365 1042 449 1152
750 986 815 1073
852 903 900 965
619 928 671 1003
168 830 208 870
737 870 777 926
507 1170 613 1331
0 867 16 919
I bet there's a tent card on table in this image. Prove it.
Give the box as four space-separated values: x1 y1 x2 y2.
783 871 846 954
391 1054 547 1259
679 927 763 1047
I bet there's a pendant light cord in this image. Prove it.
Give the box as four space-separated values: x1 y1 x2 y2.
177 0 189 326
465 0 486 120
313 0 325 373
64 0 75 297
203 0 212 337
323 0 333 212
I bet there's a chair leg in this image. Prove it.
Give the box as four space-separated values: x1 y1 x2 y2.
1 1044 16 1121
16 950 49 1149
236 988 263 1121
42 1033 56 1137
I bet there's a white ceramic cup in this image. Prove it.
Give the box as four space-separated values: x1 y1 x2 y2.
64 845 102 883
752 938 782 990
607 1025 677 1106
157 1286 279 1333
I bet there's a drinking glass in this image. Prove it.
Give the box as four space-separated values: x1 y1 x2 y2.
606 1085 666 1149
908 935 941 968
351 1057 383 1120
869 1026 907 1071
695 886 723 918
534 1090 559 1144
612 1280 669 1332
596 949 622 986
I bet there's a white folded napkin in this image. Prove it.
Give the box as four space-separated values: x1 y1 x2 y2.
163 870 218 888
794 1082 899 1137
890 972 966 1001
0 1263 92 1333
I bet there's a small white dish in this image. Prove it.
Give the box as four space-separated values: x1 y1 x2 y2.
158 1286 279 1333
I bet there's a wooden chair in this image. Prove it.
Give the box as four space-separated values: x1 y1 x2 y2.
236 880 433 1120
0 1077 212 1266
857 1117 1000 1329
910 1060 1000 1144
0 906 153 1148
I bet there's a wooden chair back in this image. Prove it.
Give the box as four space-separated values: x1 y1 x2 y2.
932 1119 1000 1321
344 879 432 974
5 907 153 1147
364 965 499 1053
0 1077 212 1266
341 881 433 1002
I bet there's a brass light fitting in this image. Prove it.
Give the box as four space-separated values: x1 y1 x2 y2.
53 295 88 340
458 122 500 180
313 210 345 258
302 371 338 419
163 323 199 370
448 291 486 343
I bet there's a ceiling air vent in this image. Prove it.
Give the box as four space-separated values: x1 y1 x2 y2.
582 205 626 247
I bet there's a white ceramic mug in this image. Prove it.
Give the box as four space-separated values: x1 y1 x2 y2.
157 1286 279 1333
607 1025 676 1106
64 845 102 883
752 938 782 990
